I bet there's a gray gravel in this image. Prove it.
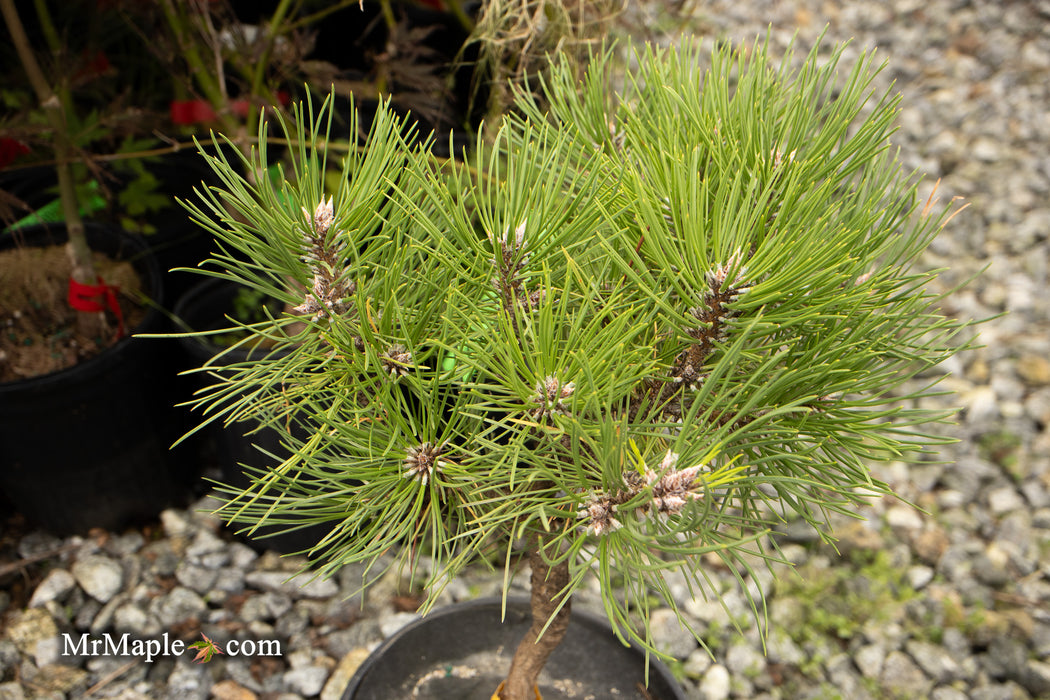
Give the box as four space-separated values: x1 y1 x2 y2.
3 1 1050 698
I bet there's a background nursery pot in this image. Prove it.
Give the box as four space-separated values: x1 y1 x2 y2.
342 597 688 700
0 223 188 534
173 276 332 554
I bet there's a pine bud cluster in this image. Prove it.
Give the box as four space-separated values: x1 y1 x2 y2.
577 450 712 535
488 220 543 312
403 441 450 484
672 251 753 390
528 375 576 420
381 343 416 378
294 197 356 320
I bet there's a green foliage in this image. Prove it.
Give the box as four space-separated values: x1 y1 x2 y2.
976 429 1023 477
776 549 915 646
940 595 987 639
178 39 972 660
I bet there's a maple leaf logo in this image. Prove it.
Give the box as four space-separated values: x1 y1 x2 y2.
187 633 224 664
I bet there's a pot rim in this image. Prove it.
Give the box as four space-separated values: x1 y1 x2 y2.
344 595 687 700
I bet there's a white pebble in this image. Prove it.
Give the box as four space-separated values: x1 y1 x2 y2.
698 664 731 700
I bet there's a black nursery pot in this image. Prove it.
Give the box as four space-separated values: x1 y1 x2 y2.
0 223 189 535
343 597 689 700
130 149 220 304
173 277 332 554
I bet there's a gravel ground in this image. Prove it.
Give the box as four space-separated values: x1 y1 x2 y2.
2 2 1050 699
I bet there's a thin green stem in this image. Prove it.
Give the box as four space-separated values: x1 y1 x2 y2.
31 0 60 54
159 0 241 139
444 0 476 33
1 0 95 287
245 0 296 143
287 0 362 31
378 0 396 31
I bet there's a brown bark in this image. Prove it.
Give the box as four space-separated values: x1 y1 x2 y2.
499 535 572 700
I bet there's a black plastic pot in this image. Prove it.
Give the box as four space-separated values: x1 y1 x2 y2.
123 149 219 304
0 223 190 535
343 597 689 700
0 164 57 224
173 277 333 553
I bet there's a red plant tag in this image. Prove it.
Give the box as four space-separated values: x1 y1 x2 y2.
0 138 30 168
170 100 218 125
68 276 125 339
170 91 292 125
74 50 112 81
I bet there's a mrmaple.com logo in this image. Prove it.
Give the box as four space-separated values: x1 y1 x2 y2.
62 632 281 663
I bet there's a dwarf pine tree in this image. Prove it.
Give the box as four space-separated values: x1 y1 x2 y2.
178 39 971 700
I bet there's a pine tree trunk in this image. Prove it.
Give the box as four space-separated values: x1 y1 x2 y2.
498 534 571 700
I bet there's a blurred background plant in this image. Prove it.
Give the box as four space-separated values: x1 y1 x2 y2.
1 0 622 541
466 0 625 140
1 0 621 237
1 0 175 234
